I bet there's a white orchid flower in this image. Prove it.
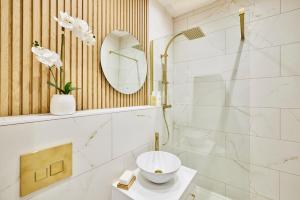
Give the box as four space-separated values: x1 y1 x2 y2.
72 18 96 45
53 11 75 30
81 31 96 46
32 44 62 69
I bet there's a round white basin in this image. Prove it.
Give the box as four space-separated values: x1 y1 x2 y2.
136 151 181 184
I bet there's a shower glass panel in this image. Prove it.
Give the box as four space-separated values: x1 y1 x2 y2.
152 29 250 200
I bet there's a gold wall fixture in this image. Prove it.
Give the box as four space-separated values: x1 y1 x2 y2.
20 143 72 197
154 132 159 151
239 8 245 40
160 27 205 145
0 0 149 117
149 40 154 97
161 27 205 110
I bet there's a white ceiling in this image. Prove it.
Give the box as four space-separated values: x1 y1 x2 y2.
157 0 217 17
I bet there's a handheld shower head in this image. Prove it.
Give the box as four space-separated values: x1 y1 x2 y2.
182 27 205 40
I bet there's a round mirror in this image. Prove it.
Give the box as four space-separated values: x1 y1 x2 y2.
100 30 147 94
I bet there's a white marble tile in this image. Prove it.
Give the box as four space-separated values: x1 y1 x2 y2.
251 137 300 175
174 126 226 157
250 108 281 139
248 10 300 49
173 63 190 84
249 46 280 78
189 56 224 82
72 115 112 174
0 114 113 199
192 12 250 34
187 0 252 27
281 109 300 142
251 0 280 21
250 77 300 108
188 51 250 81
180 38 280 82
226 26 250 54
0 118 79 193
281 42 300 76
250 165 279 200
180 152 250 191
226 185 250 200
193 81 226 106
280 172 300 200
194 186 229 200
174 30 225 63
173 83 193 105
194 175 226 197
27 147 141 200
111 108 156 158
281 0 300 12
226 79 250 106
190 106 250 134
226 134 250 162
172 104 190 126
0 106 158 200
250 193 274 200
222 51 250 80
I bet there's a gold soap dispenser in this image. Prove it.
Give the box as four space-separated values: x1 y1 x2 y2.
155 132 159 151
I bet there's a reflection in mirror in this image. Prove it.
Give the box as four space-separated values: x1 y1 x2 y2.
100 30 147 94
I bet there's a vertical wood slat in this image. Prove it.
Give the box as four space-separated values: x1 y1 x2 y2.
49 0 57 108
77 0 83 110
64 0 71 92
87 0 93 109
93 0 98 109
101 0 106 108
0 0 11 116
0 0 149 116
32 0 41 114
97 0 102 108
22 0 32 115
12 0 22 115
41 0 50 113
71 0 77 98
82 0 87 109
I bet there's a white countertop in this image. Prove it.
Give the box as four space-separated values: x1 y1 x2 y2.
0 106 159 126
112 166 197 200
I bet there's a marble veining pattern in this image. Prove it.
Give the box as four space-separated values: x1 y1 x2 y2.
168 0 300 200
0 107 160 200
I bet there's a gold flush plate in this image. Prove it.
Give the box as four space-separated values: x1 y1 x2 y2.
20 143 72 197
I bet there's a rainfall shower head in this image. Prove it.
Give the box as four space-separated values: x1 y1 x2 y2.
182 27 205 40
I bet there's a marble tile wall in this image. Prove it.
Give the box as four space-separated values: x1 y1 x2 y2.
171 0 300 199
0 107 162 200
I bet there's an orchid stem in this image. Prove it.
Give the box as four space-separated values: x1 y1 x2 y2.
60 27 65 94
49 67 57 84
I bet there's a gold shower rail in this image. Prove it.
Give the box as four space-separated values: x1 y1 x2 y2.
109 50 138 62
239 8 245 40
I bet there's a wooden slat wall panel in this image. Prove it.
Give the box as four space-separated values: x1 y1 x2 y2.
0 0 149 116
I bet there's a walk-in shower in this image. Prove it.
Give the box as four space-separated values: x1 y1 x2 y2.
161 27 205 144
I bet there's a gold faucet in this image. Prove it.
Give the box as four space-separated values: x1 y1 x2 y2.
155 132 159 151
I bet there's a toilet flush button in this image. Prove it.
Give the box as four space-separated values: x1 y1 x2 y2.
20 143 72 197
50 160 64 176
34 168 48 182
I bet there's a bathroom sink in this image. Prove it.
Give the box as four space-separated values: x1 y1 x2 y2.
136 151 181 184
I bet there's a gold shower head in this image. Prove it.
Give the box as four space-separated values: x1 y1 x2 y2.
182 27 205 40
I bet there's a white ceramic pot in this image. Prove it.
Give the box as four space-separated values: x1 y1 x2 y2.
50 94 76 115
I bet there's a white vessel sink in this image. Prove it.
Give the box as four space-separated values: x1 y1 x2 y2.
136 151 181 184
